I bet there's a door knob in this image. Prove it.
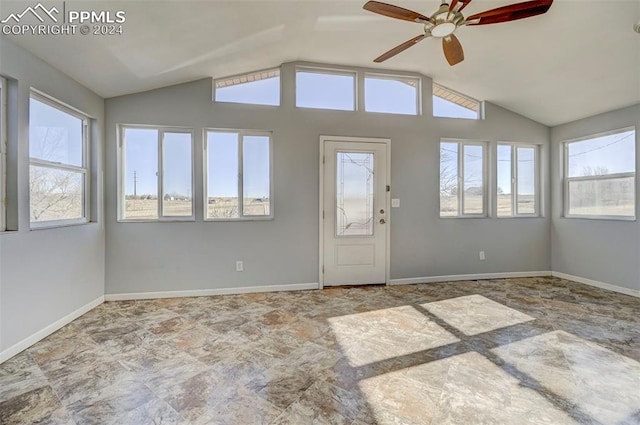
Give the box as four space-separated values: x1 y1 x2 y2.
379 218 386 224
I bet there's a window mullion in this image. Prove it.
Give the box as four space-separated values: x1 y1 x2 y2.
158 131 163 219
238 132 244 218
512 147 518 216
459 143 464 216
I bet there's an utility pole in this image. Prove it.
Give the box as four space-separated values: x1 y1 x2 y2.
133 171 137 210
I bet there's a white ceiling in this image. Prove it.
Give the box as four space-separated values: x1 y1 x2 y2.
2 0 639 126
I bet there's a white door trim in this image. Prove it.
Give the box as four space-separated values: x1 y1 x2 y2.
319 135 391 289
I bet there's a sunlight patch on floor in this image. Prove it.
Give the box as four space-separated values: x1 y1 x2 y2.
328 305 459 367
358 351 576 425
492 330 640 425
422 294 535 336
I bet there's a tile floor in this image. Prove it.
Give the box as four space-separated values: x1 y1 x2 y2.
1 277 639 424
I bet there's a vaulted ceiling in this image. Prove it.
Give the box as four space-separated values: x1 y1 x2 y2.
3 0 639 126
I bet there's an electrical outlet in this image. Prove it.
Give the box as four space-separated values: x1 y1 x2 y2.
235 261 243 272
479 251 485 261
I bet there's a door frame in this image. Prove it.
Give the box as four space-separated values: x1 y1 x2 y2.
319 135 391 289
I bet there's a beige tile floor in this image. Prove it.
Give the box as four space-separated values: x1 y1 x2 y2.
1 277 639 424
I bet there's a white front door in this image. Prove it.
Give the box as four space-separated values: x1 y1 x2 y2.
322 138 389 286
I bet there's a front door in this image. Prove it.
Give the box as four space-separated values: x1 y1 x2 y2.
322 138 388 286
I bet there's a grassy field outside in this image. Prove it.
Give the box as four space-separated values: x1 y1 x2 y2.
123 197 270 219
440 194 536 216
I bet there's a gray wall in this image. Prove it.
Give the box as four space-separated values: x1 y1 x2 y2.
105 62 551 295
550 104 640 292
0 39 105 352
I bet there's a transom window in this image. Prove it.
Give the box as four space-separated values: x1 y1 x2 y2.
29 93 89 227
440 140 487 217
119 126 194 221
497 144 540 217
214 68 280 106
296 67 356 111
433 83 480 120
364 74 420 115
563 128 636 219
205 130 272 220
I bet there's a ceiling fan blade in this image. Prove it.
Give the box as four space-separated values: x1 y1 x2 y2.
363 1 431 23
442 34 464 66
374 34 427 63
457 0 474 12
466 0 553 25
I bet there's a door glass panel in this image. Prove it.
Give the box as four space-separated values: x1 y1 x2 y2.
336 151 374 236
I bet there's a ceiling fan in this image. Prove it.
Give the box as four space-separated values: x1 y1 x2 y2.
363 0 553 65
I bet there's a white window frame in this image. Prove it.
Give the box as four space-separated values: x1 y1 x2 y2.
563 127 636 221
497 143 540 218
433 83 482 120
295 66 357 111
364 72 421 116
213 67 281 106
0 77 6 231
440 139 488 218
118 124 195 222
204 129 274 221
29 91 90 229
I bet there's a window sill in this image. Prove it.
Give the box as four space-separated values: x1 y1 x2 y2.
118 218 196 223
562 215 636 222
30 219 91 230
204 216 274 222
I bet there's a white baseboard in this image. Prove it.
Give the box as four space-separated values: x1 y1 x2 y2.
390 271 552 286
0 296 104 364
551 271 640 298
104 282 320 301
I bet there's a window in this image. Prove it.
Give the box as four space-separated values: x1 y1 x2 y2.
296 68 356 111
29 93 89 227
0 77 6 231
214 68 280 106
364 74 419 115
497 144 539 217
564 128 636 219
205 130 272 220
440 140 486 217
433 83 480 120
119 126 194 221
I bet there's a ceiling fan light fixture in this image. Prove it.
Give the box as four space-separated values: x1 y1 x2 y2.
431 22 457 37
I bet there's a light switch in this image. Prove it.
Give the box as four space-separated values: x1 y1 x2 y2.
391 198 400 208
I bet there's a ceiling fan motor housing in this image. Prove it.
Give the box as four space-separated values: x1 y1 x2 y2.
429 4 464 37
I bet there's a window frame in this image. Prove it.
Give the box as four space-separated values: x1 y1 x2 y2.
363 73 421 116
203 128 274 222
433 83 482 120
118 124 195 222
0 77 6 231
496 143 541 218
295 66 357 111
439 139 488 218
29 91 90 229
562 127 636 221
213 67 281 106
